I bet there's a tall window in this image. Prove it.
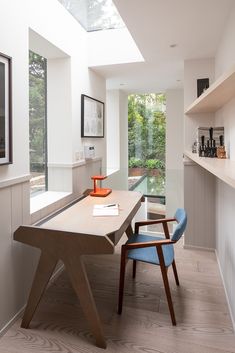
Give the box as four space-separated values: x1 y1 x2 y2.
29 51 47 196
128 93 166 219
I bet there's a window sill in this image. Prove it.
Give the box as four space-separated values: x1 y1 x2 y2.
106 168 119 176
30 191 71 216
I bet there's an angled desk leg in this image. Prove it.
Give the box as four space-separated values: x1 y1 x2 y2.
125 224 134 238
21 251 58 328
63 254 107 349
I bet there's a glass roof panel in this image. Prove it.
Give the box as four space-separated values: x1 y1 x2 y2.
58 0 125 32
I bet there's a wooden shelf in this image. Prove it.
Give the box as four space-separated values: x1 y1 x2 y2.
185 64 235 114
184 151 235 189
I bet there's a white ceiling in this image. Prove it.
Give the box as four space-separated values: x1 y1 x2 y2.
91 0 234 93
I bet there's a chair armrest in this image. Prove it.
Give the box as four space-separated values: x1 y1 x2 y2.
134 218 176 234
123 239 175 250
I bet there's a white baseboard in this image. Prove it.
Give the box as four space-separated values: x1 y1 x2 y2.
215 250 235 332
0 264 64 337
183 243 215 252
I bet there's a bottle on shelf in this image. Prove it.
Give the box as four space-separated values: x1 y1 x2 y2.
199 135 206 157
207 127 216 157
198 128 217 158
217 135 226 159
192 141 197 153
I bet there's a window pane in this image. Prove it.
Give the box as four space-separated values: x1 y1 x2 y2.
29 51 47 196
58 0 125 32
128 94 166 221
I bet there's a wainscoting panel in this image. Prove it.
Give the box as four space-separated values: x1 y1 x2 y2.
0 180 39 333
184 162 216 249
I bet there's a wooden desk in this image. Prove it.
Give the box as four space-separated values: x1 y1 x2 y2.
14 190 142 348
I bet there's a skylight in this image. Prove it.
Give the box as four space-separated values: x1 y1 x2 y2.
58 0 125 32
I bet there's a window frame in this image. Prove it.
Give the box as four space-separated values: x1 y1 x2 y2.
29 50 48 196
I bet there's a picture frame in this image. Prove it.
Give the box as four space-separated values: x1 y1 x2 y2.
81 94 104 138
197 78 209 97
0 52 12 164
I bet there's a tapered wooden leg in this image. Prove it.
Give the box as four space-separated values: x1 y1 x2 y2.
118 245 127 314
21 251 58 329
156 246 176 325
132 260 137 279
63 255 106 349
172 260 179 286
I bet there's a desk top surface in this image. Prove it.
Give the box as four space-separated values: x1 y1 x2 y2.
40 190 142 237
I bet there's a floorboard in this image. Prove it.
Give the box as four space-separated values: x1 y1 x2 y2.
0 237 235 353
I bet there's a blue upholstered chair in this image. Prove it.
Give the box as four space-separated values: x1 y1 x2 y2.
118 208 187 325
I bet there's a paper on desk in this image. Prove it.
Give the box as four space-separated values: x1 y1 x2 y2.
92 204 119 216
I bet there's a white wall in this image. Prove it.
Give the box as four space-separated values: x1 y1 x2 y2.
106 90 120 171
0 0 29 180
215 3 235 162
105 89 128 190
166 89 184 170
214 2 235 328
119 90 128 186
165 89 184 216
0 0 106 333
47 58 72 165
184 58 215 150
47 57 73 192
88 28 144 67
215 4 235 77
77 69 106 168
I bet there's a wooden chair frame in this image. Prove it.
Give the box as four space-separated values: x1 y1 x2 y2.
118 217 179 325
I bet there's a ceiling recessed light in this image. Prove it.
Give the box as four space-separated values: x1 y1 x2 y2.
170 44 177 48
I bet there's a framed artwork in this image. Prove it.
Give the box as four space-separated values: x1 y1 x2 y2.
0 52 12 164
197 78 209 97
81 94 104 138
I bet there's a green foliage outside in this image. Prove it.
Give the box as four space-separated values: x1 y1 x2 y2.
129 157 164 170
128 157 144 168
29 51 47 173
128 93 166 174
145 159 164 170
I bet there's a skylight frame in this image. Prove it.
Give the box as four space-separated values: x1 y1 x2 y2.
58 0 125 32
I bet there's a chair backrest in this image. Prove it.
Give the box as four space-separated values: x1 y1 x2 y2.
171 208 187 242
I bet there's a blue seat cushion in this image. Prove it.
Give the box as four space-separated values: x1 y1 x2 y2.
126 233 174 267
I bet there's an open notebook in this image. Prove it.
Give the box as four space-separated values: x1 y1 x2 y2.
93 204 119 216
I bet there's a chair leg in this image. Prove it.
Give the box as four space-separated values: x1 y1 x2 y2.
157 247 176 325
172 260 179 286
118 246 127 315
132 260 137 279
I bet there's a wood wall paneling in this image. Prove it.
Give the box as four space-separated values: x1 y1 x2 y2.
184 163 215 249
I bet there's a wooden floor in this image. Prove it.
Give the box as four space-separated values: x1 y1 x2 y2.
1 237 235 353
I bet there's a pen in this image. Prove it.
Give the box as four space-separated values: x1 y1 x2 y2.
105 203 117 207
